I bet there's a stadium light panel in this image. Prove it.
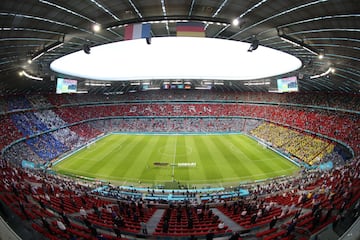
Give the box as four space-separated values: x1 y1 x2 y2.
51 37 301 81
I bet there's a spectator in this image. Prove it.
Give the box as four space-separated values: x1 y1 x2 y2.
250 213 257 224
140 221 148 235
229 231 240 240
206 229 214 240
162 219 169 233
56 218 67 233
60 211 71 226
269 216 278 229
286 218 297 236
113 224 122 238
41 217 52 234
79 207 87 218
188 217 193 229
218 221 225 230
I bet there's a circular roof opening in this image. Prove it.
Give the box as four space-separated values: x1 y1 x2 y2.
50 37 302 81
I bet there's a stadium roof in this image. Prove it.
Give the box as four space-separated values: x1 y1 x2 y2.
0 0 359 94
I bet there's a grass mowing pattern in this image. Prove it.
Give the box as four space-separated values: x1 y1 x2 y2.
53 134 299 186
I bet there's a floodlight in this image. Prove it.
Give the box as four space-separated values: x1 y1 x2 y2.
232 18 239 26
93 24 101 32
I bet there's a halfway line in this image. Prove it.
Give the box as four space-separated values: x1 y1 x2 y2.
171 136 177 181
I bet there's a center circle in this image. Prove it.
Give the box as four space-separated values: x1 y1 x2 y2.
158 145 192 157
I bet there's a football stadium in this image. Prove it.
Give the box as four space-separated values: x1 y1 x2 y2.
0 1 359 240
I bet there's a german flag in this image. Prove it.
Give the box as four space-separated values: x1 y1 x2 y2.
176 22 205 37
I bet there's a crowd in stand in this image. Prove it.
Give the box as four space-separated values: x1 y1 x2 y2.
47 103 359 155
321 151 344 166
0 97 7 113
0 92 357 166
2 91 360 112
34 110 85 149
6 95 32 111
4 141 44 165
88 118 247 134
0 92 358 150
42 91 360 111
0 114 22 150
0 91 359 239
3 115 347 167
250 123 335 165
11 112 50 136
27 95 53 108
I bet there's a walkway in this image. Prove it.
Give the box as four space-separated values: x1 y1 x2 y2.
145 209 165 235
212 208 244 232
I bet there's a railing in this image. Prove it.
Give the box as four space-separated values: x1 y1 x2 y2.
0 216 21 240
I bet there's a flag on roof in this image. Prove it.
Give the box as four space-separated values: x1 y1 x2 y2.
124 23 151 40
176 22 205 37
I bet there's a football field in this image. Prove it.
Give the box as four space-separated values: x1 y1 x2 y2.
53 134 299 186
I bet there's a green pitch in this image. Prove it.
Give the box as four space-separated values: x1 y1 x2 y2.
53 134 299 186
